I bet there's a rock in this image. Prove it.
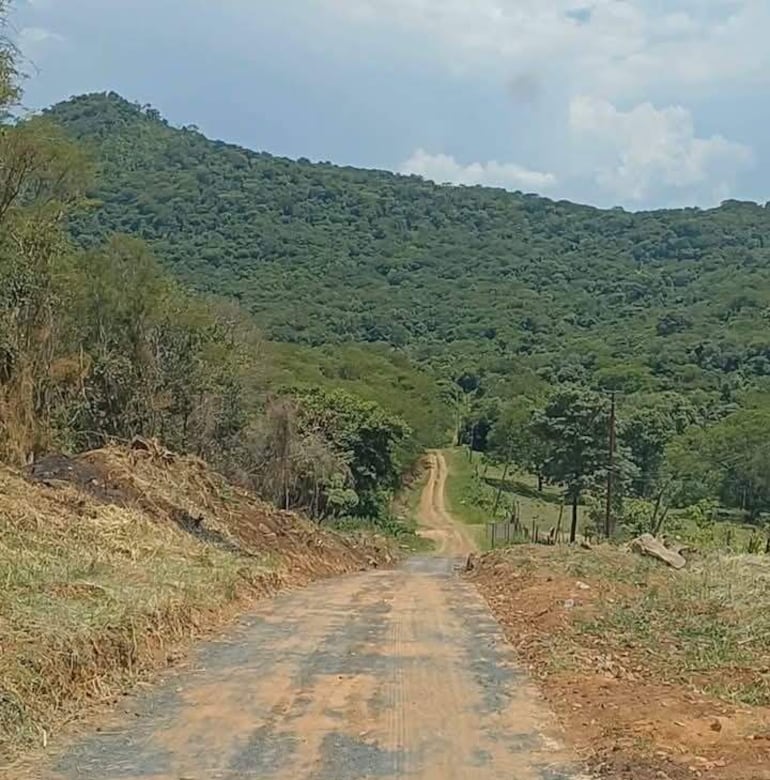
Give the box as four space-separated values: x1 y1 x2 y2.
629 534 687 569
576 581 591 590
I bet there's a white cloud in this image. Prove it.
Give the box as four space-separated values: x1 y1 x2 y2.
17 26 64 49
321 0 770 99
400 148 556 191
569 96 753 203
324 1 762 205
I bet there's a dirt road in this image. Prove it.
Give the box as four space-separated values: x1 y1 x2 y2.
417 451 478 556
31 454 585 780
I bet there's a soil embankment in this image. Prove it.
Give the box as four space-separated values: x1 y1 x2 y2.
470 545 770 780
1 443 392 767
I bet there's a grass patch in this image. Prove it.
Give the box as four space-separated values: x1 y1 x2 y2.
476 545 770 706
578 554 770 705
443 449 494 527
444 450 588 547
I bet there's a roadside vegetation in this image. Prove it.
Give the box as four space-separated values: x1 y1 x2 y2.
0 13 416 766
472 545 770 779
0 11 445 531
449 381 770 555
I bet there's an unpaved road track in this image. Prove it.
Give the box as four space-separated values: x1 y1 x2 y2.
32 454 585 780
417 451 477 556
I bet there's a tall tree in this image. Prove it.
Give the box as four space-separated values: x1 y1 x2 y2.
532 387 610 542
487 398 549 491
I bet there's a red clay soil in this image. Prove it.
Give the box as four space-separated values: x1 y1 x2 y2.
469 549 770 780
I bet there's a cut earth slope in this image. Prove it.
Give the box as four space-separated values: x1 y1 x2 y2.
0 443 392 766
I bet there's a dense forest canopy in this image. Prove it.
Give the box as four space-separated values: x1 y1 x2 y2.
30 91 770 534
5 80 770 536
47 92 770 401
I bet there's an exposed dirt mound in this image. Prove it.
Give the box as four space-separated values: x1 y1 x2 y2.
26 444 393 578
28 452 142 506
2 445 393 766
469 546 770 780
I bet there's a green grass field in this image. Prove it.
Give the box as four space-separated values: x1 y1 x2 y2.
443 449 589 548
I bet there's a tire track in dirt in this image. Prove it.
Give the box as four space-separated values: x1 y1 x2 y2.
21 453 588 780
417 451 477 557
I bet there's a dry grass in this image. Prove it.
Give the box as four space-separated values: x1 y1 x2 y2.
471 545 770 779
0 446 391 765
489 546 770 703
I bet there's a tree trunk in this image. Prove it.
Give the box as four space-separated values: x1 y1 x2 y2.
537 473 543 492
555 495 565 543
492 459 511 516
570 491 579 543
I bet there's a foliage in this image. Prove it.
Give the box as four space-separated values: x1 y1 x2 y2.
487 398 549 486
264 340 447 458
0 31 436 530
41 92 770 405
9 76 770 541
531 386 611 540
0 2 18 112
37 91 770 543
288 386 410 518
666 404 770 521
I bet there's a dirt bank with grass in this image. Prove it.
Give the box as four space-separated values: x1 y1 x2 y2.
0 443 393 766
469 545 770 780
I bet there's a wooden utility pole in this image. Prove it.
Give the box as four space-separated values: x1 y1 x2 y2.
604 390 617 538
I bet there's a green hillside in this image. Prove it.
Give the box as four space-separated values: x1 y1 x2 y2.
49 92 770 398
35 91 770 532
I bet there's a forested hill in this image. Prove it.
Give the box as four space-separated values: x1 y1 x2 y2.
48 92 770 395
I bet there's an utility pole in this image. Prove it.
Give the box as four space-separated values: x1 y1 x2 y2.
604 390 617 538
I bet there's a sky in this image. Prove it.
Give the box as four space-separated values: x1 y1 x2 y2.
8 0 770 209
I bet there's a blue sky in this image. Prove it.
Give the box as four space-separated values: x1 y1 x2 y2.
9 0 770 209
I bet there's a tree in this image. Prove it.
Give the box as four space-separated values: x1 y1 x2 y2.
0 124 89 461
0 2 19 113
243 396 352 516
622 407 677 499
666 404 770 523
289 386 410 519
41 90 770 426
532 387 610 542
487 398 549 490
